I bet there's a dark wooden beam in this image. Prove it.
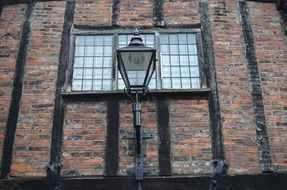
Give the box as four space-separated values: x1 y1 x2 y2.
61 89 210 103
105 100 120 176
153 0 164 26
0 3 34 179
46 0 75 185
0 0 65 6
1 174 287 190
246 0 276 2
276 0 287 11
112 0 120 26
239 1 273 172
0 5 3 17
199 1 226 164
157 97 171 176
279 8 287 38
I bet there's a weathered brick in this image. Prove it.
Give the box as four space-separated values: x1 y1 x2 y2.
209 0 261 174
0 3 27 168
248 1 287 172
0 0 286 179
119 0 153 27
11 1 66 177
164 0 200 26
74 0 113 27
62 102 107 176
169 99 212 175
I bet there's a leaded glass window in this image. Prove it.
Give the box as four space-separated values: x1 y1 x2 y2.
71 30 205 92
72 35 113 91
160 33 201 89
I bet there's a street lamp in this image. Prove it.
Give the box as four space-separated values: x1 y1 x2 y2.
117 31 156 92
117 30 156 189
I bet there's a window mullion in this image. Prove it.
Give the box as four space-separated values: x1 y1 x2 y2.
156 32 162 90
186 34 192 88
168 35 172 89
91 37 95 90
81 37 86 91
177 34 182 89
112 34 117 90
196 32 206 88
101 44 104 90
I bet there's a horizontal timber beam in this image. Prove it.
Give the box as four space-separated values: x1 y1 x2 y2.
0 0 65 6
0 174 287 190
246 0 276 2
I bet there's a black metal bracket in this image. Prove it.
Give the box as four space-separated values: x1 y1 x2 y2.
123 90 154 186
123 131 154 140
127 167 150 176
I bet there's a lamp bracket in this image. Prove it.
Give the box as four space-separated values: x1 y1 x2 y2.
123 131 154 140
126 87 148 95
126 167 150 180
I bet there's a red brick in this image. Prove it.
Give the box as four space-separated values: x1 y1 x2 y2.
209 0 261 174
62 102 107 177
164 0 200 26
169 99 212 175
119 0 153 27
0 3 27 167
74 0 113 26
11 1 66 177
248 1 287 172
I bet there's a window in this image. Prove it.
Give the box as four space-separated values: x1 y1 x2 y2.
160 33 201 89
70 29 206 92
72 35 113 91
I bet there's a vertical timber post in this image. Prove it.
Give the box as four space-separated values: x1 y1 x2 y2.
105 100 120 176
157 97 171 176
199 0 226 165
0 2 34 179
112 0 120 26
239 1 273 173
153 0 164 26
47 0 75 189
199 1 228 189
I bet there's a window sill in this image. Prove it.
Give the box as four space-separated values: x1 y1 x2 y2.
61 88 211 101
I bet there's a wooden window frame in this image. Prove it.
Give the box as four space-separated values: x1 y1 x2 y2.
63 28 208 94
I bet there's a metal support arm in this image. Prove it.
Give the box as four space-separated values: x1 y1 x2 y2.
133 92 144 181
126 90 152 189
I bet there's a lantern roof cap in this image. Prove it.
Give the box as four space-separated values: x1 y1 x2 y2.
127 29 145 47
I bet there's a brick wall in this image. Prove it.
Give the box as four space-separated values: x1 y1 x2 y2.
248 2 287 172
62 102 107 176
74 0 113 27
11 1 65 176
0 4 27 167
119 0 153 27
0 0 287 178
164 0 200 26
169 99 212 175
209 0 261 174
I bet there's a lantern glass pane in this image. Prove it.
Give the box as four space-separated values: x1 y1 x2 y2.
117 34 156 89
127 71 146 86
118 51 154 87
